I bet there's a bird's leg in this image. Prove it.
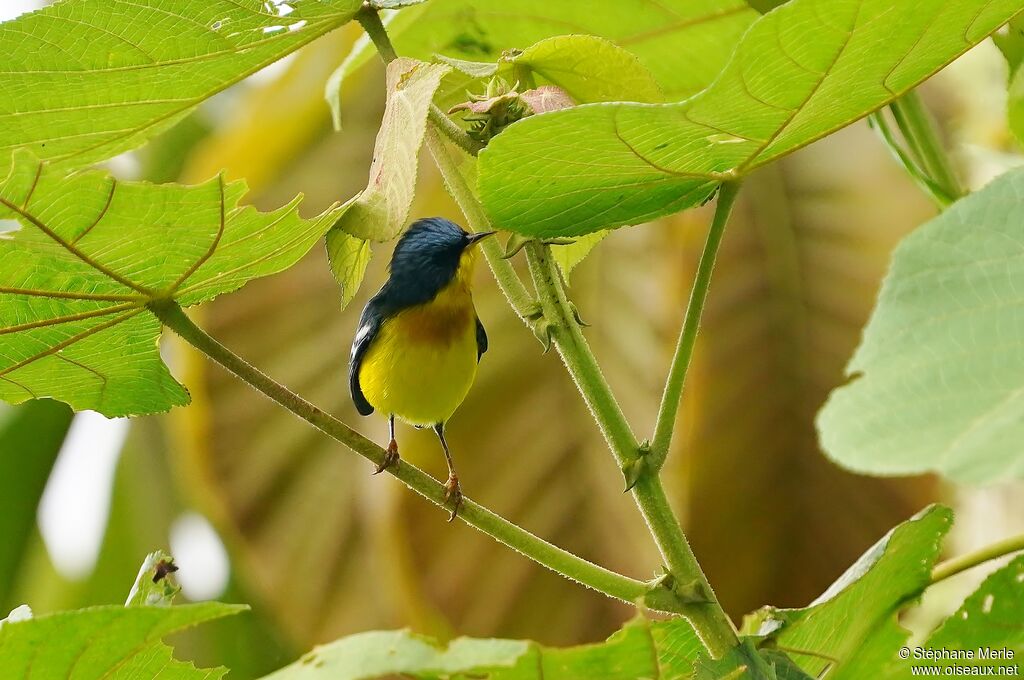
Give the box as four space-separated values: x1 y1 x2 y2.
374 414 400 474
433 423 463 522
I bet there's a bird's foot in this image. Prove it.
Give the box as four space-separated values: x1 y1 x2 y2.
374 439 400 475
443 473 463 522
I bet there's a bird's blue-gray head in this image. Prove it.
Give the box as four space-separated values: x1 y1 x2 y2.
385 217 494 306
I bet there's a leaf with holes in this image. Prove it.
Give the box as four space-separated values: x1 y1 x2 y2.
906 555 1024 677
0 603 244 679
0 151 346 416
0 0 363 171
477 0 1024 237
818 168 1024 483
748 505 951 678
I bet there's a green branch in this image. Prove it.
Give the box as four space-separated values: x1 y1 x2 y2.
649 182 741 471
149 300 649 607
522 241 739 658
931 533 1024 584
359 8 749 665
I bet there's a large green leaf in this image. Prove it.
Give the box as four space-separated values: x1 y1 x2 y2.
818 168 1024 483
0 151 346 416
751 505 952 678
0 0 362 170
263 617 707 679
511 35 664 104
0 603 244 679
326 0 757 123
477 0 1023 237
901 555 1024 677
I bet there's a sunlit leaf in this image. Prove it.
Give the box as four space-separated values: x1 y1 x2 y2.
264 617 707 679
552 232 608 278
265 630 528 679
906 555 1024 676
332 58 450 242
0 603 243 679
0 151 345 416
752 505 951 678
0 0 363 170
326 0 757 119
819 168 1024 483
512 35 663 104
477 0 1022 237
326 229 372 309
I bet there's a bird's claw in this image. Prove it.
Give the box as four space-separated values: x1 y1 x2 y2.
374 440 400 475
443 473 463 522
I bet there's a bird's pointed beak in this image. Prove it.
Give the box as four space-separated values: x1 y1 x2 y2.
466 231 497 246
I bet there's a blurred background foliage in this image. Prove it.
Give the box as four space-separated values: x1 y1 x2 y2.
1 2 1023 678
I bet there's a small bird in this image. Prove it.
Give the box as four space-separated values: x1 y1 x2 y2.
349 217 495 520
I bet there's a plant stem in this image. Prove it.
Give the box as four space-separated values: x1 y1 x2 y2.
523 242 739 658
649 182 741 471
355 6 397 62
931 534 1024 584
889 90 962 204
149 300 648 606
424 129 536 320
869 111 954 208
360 8 744 663
357 5 483 156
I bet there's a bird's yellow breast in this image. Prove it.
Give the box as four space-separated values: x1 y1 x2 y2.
358 257 480 426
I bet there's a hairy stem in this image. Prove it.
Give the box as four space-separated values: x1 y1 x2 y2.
425 129 536 320
931 534 1024 584
360 9 746 663
357 6 482 156
523 242 739 658
649 182 741 471
150 300 647 605
888 90 962 204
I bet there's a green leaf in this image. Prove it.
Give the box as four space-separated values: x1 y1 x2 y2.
327 0 757 116
0 151 345 416
477 0 1023 237
753 505 952 678
264 617 708 679
372 0 427 8
326 229 373 309
0 400 71 609
265 630 529 679
0 602 244 679
513 35 663 104
332 58 451 241
0 0 362 170
911 555 1024 675
818 169 1024 483
551 231 608 278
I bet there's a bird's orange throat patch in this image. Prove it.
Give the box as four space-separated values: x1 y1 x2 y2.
393 251 477 346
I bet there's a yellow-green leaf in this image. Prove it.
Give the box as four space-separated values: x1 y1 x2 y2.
478 0 1023 237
